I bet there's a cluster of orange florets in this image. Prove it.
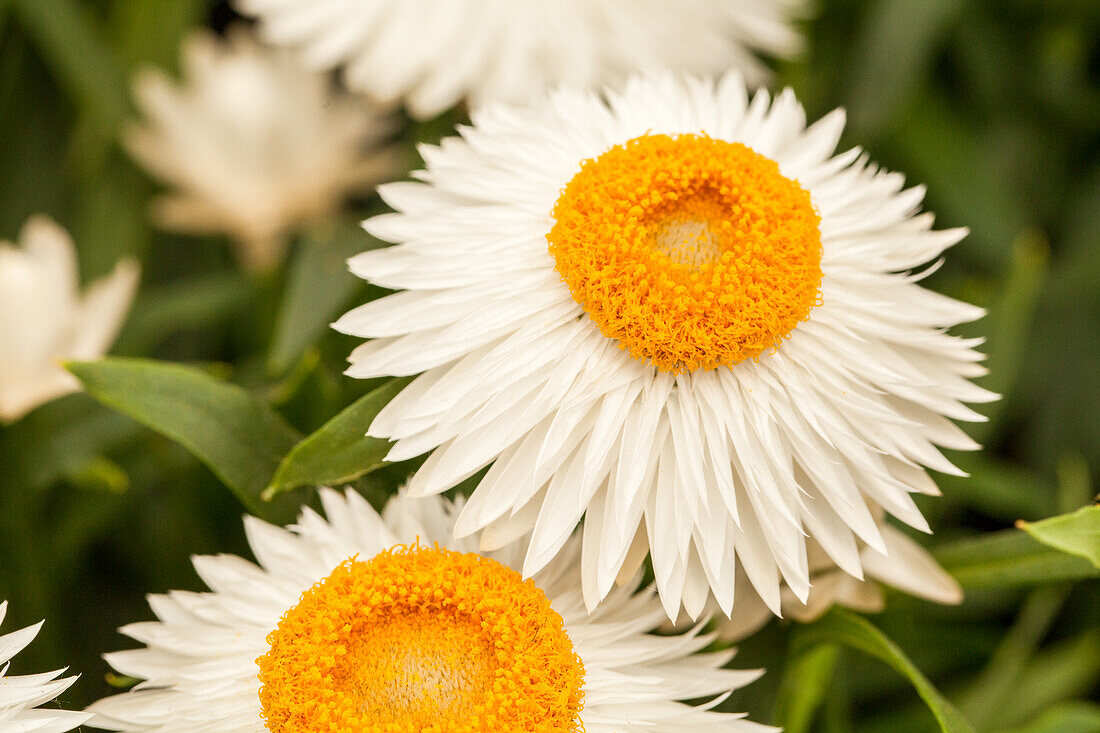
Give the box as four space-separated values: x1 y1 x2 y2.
548 133 823 373
257 545 585 732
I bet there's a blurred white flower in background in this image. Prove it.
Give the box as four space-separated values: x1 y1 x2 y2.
0 601 90 732
125 29 400 273
0 216 138 424
235 0 805 118
712 516 963 641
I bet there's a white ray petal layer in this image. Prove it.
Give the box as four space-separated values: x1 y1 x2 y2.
87 490 771 732
339 73 994 621
0 602 90 732
235 0 805 118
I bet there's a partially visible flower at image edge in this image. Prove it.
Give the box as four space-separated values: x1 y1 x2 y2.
236 0 806 118
0 601 90 732
0 215 139 423
86 489 773 732
334 73 997 622
125 28 401 273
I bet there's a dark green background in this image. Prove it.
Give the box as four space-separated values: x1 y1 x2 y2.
0 1 1097 730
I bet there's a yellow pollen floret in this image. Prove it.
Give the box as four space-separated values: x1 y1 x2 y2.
257 545 585 732
548 133 823 373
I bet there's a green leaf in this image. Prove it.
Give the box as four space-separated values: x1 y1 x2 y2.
1018 506 1100 569
267 220 386 376
265 378 407 499
793 609 976 733
935 528 1099 588
775 644 841 733
67 358 302 523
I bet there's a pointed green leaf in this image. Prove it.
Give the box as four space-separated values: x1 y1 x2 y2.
1018 506 1100 569
793 609 976 733
67 357 302 523
265 378 408 499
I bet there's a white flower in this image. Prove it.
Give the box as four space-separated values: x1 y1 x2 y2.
334 73 996 622
235 0 805 119
0 601 90 732
87 489 771 732
0 216 138 423
711 517 962 641
126 29 400 273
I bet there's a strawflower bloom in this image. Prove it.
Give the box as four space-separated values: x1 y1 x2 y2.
236 0 804 118
0 601 90 732
335 73 995 620
126 29 399 272
0 215 138 423
87 489 771 732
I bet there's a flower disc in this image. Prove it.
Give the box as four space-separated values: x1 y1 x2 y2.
257 545 584 732
549 133 822 372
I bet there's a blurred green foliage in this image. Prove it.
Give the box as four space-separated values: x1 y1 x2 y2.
0 0 1097 730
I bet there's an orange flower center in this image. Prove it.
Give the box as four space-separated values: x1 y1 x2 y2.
257 545 584 732
548 133 823 373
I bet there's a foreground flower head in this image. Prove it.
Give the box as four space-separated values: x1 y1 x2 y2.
0 216 138 423
126 29 399 272
335 73 996 621
713 515 962 641
236 0 805 118
87 489 770 732
0 601 89 732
